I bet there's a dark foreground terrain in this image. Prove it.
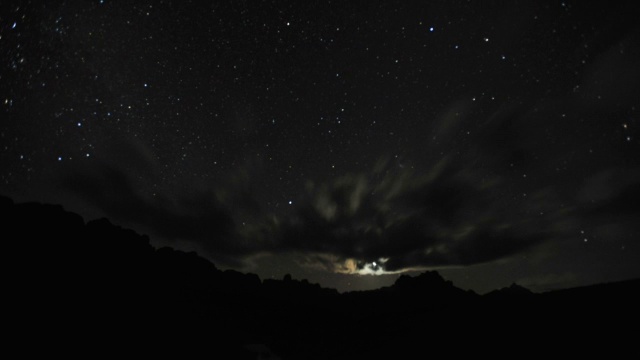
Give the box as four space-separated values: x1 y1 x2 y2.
2 196 638 358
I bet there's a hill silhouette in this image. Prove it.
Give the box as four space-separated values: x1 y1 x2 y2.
1 196 638 358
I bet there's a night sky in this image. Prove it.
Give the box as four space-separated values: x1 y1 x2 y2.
2 1 639 293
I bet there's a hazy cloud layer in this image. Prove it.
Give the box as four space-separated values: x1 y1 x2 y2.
275 158 560 273
55 133 590 274
60 76 640 274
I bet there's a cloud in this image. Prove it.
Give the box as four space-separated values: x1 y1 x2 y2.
273 157 560 274
518 272 578 292
58 127 640 277
62 137 559 273
60 138 249 264
577 28 640 108
578 168 640 220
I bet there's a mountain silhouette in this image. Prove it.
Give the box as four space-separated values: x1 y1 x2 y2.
485 282 533 299
1 195 638 358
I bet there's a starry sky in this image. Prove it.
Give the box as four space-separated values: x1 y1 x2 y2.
2 0 639 293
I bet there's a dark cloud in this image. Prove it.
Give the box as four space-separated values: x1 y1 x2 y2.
518 272 578 293
61 135 560 273
273 157 558 274
60 138 244 261
59 129 640 276
578 168 640 220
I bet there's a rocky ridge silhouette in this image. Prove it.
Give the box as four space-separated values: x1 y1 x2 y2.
1 196 638 358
